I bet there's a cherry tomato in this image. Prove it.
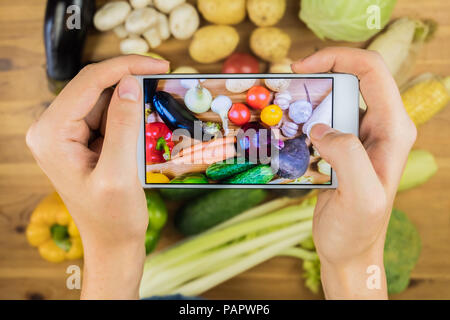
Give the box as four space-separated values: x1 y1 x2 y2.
246 86 271 110
261 104 283 126
222 53 260 74
228 103 251 125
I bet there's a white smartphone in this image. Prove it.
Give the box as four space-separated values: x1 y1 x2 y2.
137 73 359 189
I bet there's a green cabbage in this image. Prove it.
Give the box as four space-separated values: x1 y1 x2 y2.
299 0 397 42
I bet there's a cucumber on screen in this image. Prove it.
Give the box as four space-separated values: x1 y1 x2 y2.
225 165 275 184
206 157 256 180
174 189 268 236
159 173 210 201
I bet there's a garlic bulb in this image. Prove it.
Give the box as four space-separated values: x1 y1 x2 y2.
273 91 292 110
281 120 299 138
288 99 312 124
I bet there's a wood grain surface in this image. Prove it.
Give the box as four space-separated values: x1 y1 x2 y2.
0 0 449 300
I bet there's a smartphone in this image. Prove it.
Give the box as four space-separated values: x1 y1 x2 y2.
137 73 359 189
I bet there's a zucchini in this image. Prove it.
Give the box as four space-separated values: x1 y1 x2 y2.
206 158 256 180
225 165 275 184
175 189 267 235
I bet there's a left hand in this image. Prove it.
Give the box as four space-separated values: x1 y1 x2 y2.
26 55 169 299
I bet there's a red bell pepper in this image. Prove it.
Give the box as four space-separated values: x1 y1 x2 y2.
146 122 174 164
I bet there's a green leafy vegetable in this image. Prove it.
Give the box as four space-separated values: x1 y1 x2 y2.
384 209 421 294
299 0 397 42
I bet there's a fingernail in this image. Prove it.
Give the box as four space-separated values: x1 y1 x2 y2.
118 75 140 102
310 124 333 140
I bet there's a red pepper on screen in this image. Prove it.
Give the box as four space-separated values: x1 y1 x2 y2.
146 122 174 164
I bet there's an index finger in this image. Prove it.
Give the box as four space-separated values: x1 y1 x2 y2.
291 47 408 124
50 55 169 121
292 47 416 194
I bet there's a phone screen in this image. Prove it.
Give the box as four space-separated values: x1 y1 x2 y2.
143 76 333 186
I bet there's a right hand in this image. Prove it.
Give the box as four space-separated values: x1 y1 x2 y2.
292 47 417 299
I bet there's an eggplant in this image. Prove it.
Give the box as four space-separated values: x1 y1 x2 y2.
152 91 204 138
44 0 95 93
236 122 284 162
274 135 310 179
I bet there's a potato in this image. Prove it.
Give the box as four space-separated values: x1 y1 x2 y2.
189 25 240 64
198 0 246 25
247 0 286 27
250 27 291 62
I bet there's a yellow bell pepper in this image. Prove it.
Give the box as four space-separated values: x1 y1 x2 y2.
26 192 83 263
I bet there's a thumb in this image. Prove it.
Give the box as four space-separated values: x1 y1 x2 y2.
97 75 142 176
310 124 379 193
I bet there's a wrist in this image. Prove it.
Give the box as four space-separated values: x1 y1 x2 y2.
81 240 146 299
320 248 387 300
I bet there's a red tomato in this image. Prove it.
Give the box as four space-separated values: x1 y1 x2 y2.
246 86 271 110
228 103 251 125
222 53 260 74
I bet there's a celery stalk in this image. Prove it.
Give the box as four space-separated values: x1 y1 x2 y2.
208 196 308 232
278 247 318 261
172 233 310 296
143 204 314 273
140 221 312 295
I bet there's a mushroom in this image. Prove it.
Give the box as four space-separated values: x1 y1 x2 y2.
169 3 199 40
264 79 291 92
94 1 131 32
157 12 170 40
120 37 149 54
113 25 128 39
154 0 185 14
130 0 153 9
143 28 162 49
225 79 256 93
125 7 159 35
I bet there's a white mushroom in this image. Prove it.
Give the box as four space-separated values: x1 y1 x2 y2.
154 0 185 14
94 1 131 32
143 28 162 49
225 79 256 93
273 91 292 110
172 66 199 73
169 3 199 40
130 0 153 9
264 79 291 92
157 12 171 40
120 37 149 54
125 7 159 35
113 24 128 38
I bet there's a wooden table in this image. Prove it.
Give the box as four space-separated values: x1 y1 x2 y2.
0 0 449 300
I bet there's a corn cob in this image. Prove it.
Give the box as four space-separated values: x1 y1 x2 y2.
402 75 450 125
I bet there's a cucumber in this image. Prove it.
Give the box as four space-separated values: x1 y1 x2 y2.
225 165 275 184
206 158 256 180
175 189 267 235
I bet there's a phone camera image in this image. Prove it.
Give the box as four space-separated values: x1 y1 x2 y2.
143 77 333 186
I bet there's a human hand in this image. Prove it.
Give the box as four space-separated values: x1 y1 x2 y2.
292 47 417 299
26 55 169 299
